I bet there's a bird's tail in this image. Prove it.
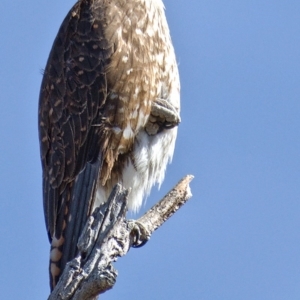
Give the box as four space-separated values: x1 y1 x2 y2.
49 160 101 290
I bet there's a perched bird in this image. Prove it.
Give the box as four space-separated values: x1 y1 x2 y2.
38 0 180 290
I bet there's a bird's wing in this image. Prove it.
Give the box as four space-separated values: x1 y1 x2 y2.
38 1 114 288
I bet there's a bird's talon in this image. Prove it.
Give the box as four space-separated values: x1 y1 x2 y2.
128 220 151 248
149 99 180 132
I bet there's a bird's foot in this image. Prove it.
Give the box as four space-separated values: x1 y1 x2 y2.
145 98 181 135
128 220 151 248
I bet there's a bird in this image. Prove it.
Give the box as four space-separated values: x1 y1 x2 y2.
38 0 180 290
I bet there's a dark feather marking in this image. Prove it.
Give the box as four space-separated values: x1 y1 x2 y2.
61 157 102 271
38 0 113 289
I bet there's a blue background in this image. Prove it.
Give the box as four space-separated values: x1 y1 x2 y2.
0 1 299 299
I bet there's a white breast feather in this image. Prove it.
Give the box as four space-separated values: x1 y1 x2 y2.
122 126 177 212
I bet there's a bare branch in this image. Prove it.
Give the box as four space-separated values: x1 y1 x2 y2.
138 174 194 233
48 175 194 300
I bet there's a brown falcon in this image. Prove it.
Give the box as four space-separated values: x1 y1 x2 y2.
39 0 180 290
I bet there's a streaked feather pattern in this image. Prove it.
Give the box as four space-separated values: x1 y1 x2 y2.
39 0 180 289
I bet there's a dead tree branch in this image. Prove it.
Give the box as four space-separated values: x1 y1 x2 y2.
48 175 194 300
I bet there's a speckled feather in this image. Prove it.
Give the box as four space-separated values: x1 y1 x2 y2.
39 0 180 290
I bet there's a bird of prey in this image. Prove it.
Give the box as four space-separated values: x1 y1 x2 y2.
38 0 180 290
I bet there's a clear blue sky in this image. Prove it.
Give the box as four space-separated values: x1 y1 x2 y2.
0 1 299 299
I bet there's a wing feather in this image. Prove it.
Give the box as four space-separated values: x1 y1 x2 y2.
38 1 114 288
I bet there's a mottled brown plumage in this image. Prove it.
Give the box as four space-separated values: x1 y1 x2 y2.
39 0 180 290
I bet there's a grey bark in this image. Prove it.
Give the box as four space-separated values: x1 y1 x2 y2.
48 175 194 300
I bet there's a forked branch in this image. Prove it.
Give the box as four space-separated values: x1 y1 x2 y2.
48 175 194 300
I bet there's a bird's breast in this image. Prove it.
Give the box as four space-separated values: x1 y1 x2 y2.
93 0 180 211
102 0 180 138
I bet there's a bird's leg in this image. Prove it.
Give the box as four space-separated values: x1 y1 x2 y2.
145 98 181 135
128 220 151 248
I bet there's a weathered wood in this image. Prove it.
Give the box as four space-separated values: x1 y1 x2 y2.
48 175 194 300
137 174 194 234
